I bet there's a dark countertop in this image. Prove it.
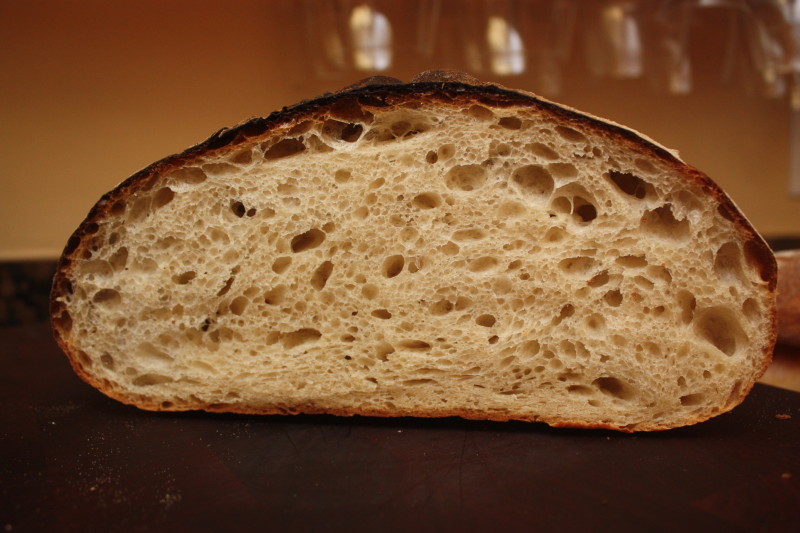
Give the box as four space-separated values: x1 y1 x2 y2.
2 324 799 533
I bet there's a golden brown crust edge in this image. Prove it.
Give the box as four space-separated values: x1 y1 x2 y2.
50 70 778 431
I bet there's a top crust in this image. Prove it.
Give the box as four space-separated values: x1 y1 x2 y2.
50 70 778 431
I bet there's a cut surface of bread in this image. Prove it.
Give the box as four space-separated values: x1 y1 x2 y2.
51 71 777 431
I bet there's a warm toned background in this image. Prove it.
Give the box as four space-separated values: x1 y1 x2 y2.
1 0 798 261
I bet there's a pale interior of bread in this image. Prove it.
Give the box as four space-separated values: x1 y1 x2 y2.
55 99 773 431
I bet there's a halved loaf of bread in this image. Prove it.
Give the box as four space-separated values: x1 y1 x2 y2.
51 71 777 431
777 250 800 347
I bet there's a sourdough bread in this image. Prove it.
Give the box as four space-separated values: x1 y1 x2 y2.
777 250 800 347
50 71 777 431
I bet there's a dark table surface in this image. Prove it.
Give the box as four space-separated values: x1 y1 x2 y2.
2 324 799 533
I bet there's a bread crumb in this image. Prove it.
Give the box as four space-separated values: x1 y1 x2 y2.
775 413 792 420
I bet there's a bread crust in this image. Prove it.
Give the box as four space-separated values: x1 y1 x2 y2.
50 70 778 431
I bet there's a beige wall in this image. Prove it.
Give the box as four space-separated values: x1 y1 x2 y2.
1 1 798 260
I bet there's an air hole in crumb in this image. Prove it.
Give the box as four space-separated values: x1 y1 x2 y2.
476 314 496 327
608 171 655 200
229 296 249 316
544 226 566 243
445 165 487 191
468 105 494 120
335 169 352 183
217 276 235 296
153 187 175 208
133 374 174 387
110 201 126 216
398 340 431 351
742 298 759 319
438 143 456 160
291 228 326 253
430 299 453 315
714 242 745 282
558 256 597 276
586 313 606 331
100 353 115 370
311 261 334 290
452 228 487 241
272 256 292 274
412 192 441 209
371 309 392 319
573 197 597 222
173 271 196 285
588 270 609 287
593 376 632 400
527 142 559 160
489 335 499 344
264 285 288 305
677 290 696 324
282 328 322 349
512 165 554 198
362 284 379 299
552 304 575 325
323 120 364 142
469 256 499 273
490 142 512 157
555 125 588 144
455 296 472 310
548 163 578 180
426 150 438 164
264 138 306 159
680 393 705 406
375 342 395 361
646 265 672 284
604 290 623 307
743 239 772 283
382 255 405 278
694 306 745 356
353 206 370 219
498 116 522 129
567 385 593 395
616 255 647 268
641 204 690 240
230 201 246 218
520 340 540 356
169 167 207 185
93 288 121 306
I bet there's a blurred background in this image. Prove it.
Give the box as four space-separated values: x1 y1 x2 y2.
1 0 799 322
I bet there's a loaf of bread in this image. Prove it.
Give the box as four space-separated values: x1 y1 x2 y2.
777 250 800 347
50 71 777 431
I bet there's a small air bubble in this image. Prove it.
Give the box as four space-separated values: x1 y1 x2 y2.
382 255 405 278
230 201 246 218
